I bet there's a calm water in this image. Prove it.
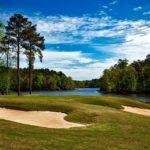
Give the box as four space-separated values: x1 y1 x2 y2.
27 88 150 103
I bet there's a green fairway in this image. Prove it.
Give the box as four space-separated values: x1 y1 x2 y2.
0 95 150 150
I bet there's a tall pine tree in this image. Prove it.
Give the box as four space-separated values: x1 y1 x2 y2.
6 14 31 95
22 24 45 94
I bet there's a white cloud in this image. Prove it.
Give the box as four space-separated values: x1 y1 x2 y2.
21 50 93 68
20 49 118 80
110 0 118 5
102 6 108 9
133 7 142 11
1 11 150 80
143 11 150 15
30 15 116 44
42 51 93 64
95 22 150 63
48 58 117 80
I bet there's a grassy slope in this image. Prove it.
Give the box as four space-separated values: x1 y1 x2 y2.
0 95 150 150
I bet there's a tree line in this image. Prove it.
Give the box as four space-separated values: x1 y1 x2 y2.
75 79 100 88
0 64 100 94
0 67 76 93
100 55 150 94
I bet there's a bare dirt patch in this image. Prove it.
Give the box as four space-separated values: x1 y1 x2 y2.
0 108 85 128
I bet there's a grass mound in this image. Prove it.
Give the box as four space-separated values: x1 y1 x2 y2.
0 95 150 150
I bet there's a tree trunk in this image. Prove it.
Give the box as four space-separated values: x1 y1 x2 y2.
29 49 32 95
17 40 20 96
6 48 9 95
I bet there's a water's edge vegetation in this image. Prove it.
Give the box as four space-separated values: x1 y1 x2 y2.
100 56 150 94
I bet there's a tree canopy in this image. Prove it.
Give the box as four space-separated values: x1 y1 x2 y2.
100 55 150 94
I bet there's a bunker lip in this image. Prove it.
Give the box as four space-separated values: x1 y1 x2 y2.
123 106 150 116
0 108 85 128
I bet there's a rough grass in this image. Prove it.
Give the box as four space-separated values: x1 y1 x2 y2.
0 95 150 150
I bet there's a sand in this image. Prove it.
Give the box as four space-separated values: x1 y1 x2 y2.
123 106 150 116
0 108 85 128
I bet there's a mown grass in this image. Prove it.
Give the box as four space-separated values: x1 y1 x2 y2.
0 95 150 150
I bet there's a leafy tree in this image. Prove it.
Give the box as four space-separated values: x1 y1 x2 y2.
131 60 144 92
100 55 150 94
142 66 150 93
6 14 31 96
0 66 10 95
100 69 113 92
145 54 150 65
116 66 137 93
0 36 12 94
33 73 44 90
115 59 128 69
0 22 4 40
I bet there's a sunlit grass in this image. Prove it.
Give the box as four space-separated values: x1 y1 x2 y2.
0 95 150 149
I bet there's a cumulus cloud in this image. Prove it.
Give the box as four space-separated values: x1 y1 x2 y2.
20 49 118 80
21 50 93 69
95 19 150 61
32 15 114 44
1 11 150 80
41 57 117 80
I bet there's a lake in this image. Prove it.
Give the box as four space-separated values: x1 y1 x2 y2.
26 88 150 103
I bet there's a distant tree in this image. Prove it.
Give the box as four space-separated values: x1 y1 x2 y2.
100 69 113 92
145 54 150 65
6 14 31 95
100 55 150 94
33 73 44 90
131 60 144 92
116 66 137 93
0 36 12 94
0 62 10 95
142 64 150 93
0 22 4 40
22 24 45 94
115 59 128 69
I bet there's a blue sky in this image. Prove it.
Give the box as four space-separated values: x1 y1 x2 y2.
0 0 150 80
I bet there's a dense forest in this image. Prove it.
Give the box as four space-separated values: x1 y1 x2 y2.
100 54 150 94
75 79 100 88
0 66 75 93
0 64 100 94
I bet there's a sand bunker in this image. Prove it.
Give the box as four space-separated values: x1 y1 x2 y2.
0 108 85 128
123 106 150 116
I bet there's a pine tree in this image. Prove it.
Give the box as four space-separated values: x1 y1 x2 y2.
6 14 31 96
22 24 45 94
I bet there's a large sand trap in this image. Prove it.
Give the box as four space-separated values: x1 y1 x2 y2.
0 108 85 128
123 106 150 116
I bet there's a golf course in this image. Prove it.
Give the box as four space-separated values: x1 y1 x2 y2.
0 1 150 149
0 95 150 150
